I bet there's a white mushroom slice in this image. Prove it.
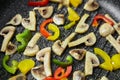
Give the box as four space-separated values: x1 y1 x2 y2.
34 6 53 19
100 76 109 80
31 65 46 80
75 14 89 34
68 32 96 47
6 42 17 55
8 74 26 80
52 32 76 56
117 36 120 44
85 51 100 76
73 70 85 80
7 14 22 26
105 14 117 24
53 14 65 25
69 49 86 60
0 26 15 52
24 33 41 56
114 23 120 35
99 23 120 53
22 11 36 31
84 0 99 11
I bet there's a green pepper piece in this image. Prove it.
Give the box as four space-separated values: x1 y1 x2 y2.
64 21 76 30
16 29 32 52
53 55 73 67
2 55 18 74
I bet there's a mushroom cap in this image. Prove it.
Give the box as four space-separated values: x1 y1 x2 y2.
73 70 85 80
99 23 114 37
53 14 65 25
84 0 99 11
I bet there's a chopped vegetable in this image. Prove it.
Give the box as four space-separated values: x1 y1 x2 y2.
44 77 56 80
67 7 80 21
64 21 76 30
53 55 73 67
73 70 85 80
18 59 35 74
47 23 60 41
40 18 53 38
111 54 120 70
28 0 49 6
16 29 32 52
70 0 83 8
61 77 68 80
92 14 114 27
8 74 26 80
54 66 72 79
2 55 19 74
94 48 113 71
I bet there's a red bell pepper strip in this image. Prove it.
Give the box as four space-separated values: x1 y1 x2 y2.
40 18 53 38
44 77 57 80
92 14 114 27
54 66 72 79
28 0 49 6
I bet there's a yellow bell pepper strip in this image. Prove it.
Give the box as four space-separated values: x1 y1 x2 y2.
61 77 68 80
53 55 73 67
47 23 60 41
70 0 83 8
2 55 19 74
111 54 120 70
40 18 53 38
64 21 76 30
94 48 113 71
18 59 35 74
67 7 80 21
16 29 32 52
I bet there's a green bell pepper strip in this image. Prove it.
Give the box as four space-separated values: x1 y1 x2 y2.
16 29 32 52
47 23 60 41
94 48 113 71
2 55 19 74
53 55 73 67
64 21 76 30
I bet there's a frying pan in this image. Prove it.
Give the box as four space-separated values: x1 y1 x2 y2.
0 0 120 80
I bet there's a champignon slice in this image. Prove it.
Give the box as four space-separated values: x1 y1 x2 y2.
8 74 26 80
117 36 120 44
0 26 15 52
7 14 22 26
53 14 65 25
31 65 46 80
6 42 17 55
68 32 96 47
22 11 36 31
85 51 100 76
84 0 99 11
24 33 41 56
36 47 51 62
69 49 86 60
34 6 53 18
52 32 76 56
114 23 120 35
100 76 109 80
73 70 85 80
105 14 117 24
99 23 120 53
75 14 89 34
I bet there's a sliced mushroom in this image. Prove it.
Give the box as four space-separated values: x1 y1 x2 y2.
31 65 46 80
8 74 26 80
105 14 117 24
34 6 53 18
100 76 109 80
52 32 76 56
75 14 89 34
6 42 17 55
53 14 65 25
84 0 99 11
85 51 100 76
7 14 22 26
114 23 120 35
99 23 120 53
117 36 120 44
73 70 85 80
68 32 96 47
22 11 36 31
0 26 15 52
24 33 41 56
69 49 86 60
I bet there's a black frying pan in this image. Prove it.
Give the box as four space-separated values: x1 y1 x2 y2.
0 0 120 80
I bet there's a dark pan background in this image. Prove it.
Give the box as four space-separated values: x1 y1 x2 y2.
0 0 120 80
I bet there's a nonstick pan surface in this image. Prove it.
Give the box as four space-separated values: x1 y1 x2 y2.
0 0 120 80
